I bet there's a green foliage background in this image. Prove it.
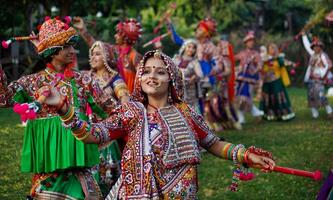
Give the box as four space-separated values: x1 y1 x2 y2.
0 0 332 83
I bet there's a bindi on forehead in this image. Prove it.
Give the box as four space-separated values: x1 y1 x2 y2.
144 65 167 70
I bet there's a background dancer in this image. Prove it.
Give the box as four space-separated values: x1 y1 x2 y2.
74 17 142 93
301 32 333 119
235 31 264 124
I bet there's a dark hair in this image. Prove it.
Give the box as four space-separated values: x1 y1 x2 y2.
43 48 61 64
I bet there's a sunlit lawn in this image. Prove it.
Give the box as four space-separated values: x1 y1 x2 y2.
0 87 332 199
198 88 333 199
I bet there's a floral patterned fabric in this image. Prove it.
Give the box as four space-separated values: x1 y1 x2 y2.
88 101 220 199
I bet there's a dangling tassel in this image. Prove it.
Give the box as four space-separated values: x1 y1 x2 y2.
86 102 93 122
13 102 40 122
239 170 255 181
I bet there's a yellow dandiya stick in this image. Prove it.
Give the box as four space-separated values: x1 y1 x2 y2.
2 35 38 48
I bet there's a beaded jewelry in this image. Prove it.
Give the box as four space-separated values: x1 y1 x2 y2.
221 143 254 191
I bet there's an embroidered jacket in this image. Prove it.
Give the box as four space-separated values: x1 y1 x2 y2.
83 101 220 199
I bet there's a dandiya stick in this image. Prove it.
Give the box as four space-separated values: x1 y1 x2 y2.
143 32 170 48
2 36 38 48
273 166 322 181
251 162 322 181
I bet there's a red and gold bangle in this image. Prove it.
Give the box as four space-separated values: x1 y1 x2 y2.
243 150 250 164
73 123 90 141
76 132 90 141
72 123 87 137
73 128 87 138
114 84 129 97
60 105 72 119
236 148 246 163
60 106 75 123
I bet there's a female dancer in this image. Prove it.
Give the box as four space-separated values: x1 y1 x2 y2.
74 17 142 93
173 39 203 113
41 50 275 199
235 31 264 123
84 41 130 196
259 43 295 121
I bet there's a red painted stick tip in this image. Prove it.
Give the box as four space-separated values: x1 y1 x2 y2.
2 41 9 48
313 170 322 181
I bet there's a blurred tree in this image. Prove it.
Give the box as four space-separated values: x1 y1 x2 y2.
0 0 332 84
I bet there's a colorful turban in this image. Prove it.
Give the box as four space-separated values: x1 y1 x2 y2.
116 18 142 45
36 18 78 58
197 18 217 38
243 31 255 43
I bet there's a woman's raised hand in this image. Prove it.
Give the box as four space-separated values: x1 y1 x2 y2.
29 31 39 48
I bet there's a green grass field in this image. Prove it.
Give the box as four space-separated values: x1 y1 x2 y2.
0 88 332 199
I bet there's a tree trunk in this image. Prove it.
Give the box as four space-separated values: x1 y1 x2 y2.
60 0 71 17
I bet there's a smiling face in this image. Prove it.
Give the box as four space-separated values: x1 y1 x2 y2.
141 57 170 97
90 46 105 71
184 43 196 57
52 45 75 65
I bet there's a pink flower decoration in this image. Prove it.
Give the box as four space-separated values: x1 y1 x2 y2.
64 16 71 24
44 16 51 21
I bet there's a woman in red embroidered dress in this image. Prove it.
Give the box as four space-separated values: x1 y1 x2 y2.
42 50 276 199
82 41 130 197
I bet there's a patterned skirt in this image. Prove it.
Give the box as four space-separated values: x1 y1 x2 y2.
205 94 239 129
31 169 102 199
92 140 122 197
307 81 329 108
259 78 294 121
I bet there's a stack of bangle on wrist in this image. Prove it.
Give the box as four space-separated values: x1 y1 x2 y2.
60 105 75 123
221 143 250 164
72 121 90 140
60 105 90 141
